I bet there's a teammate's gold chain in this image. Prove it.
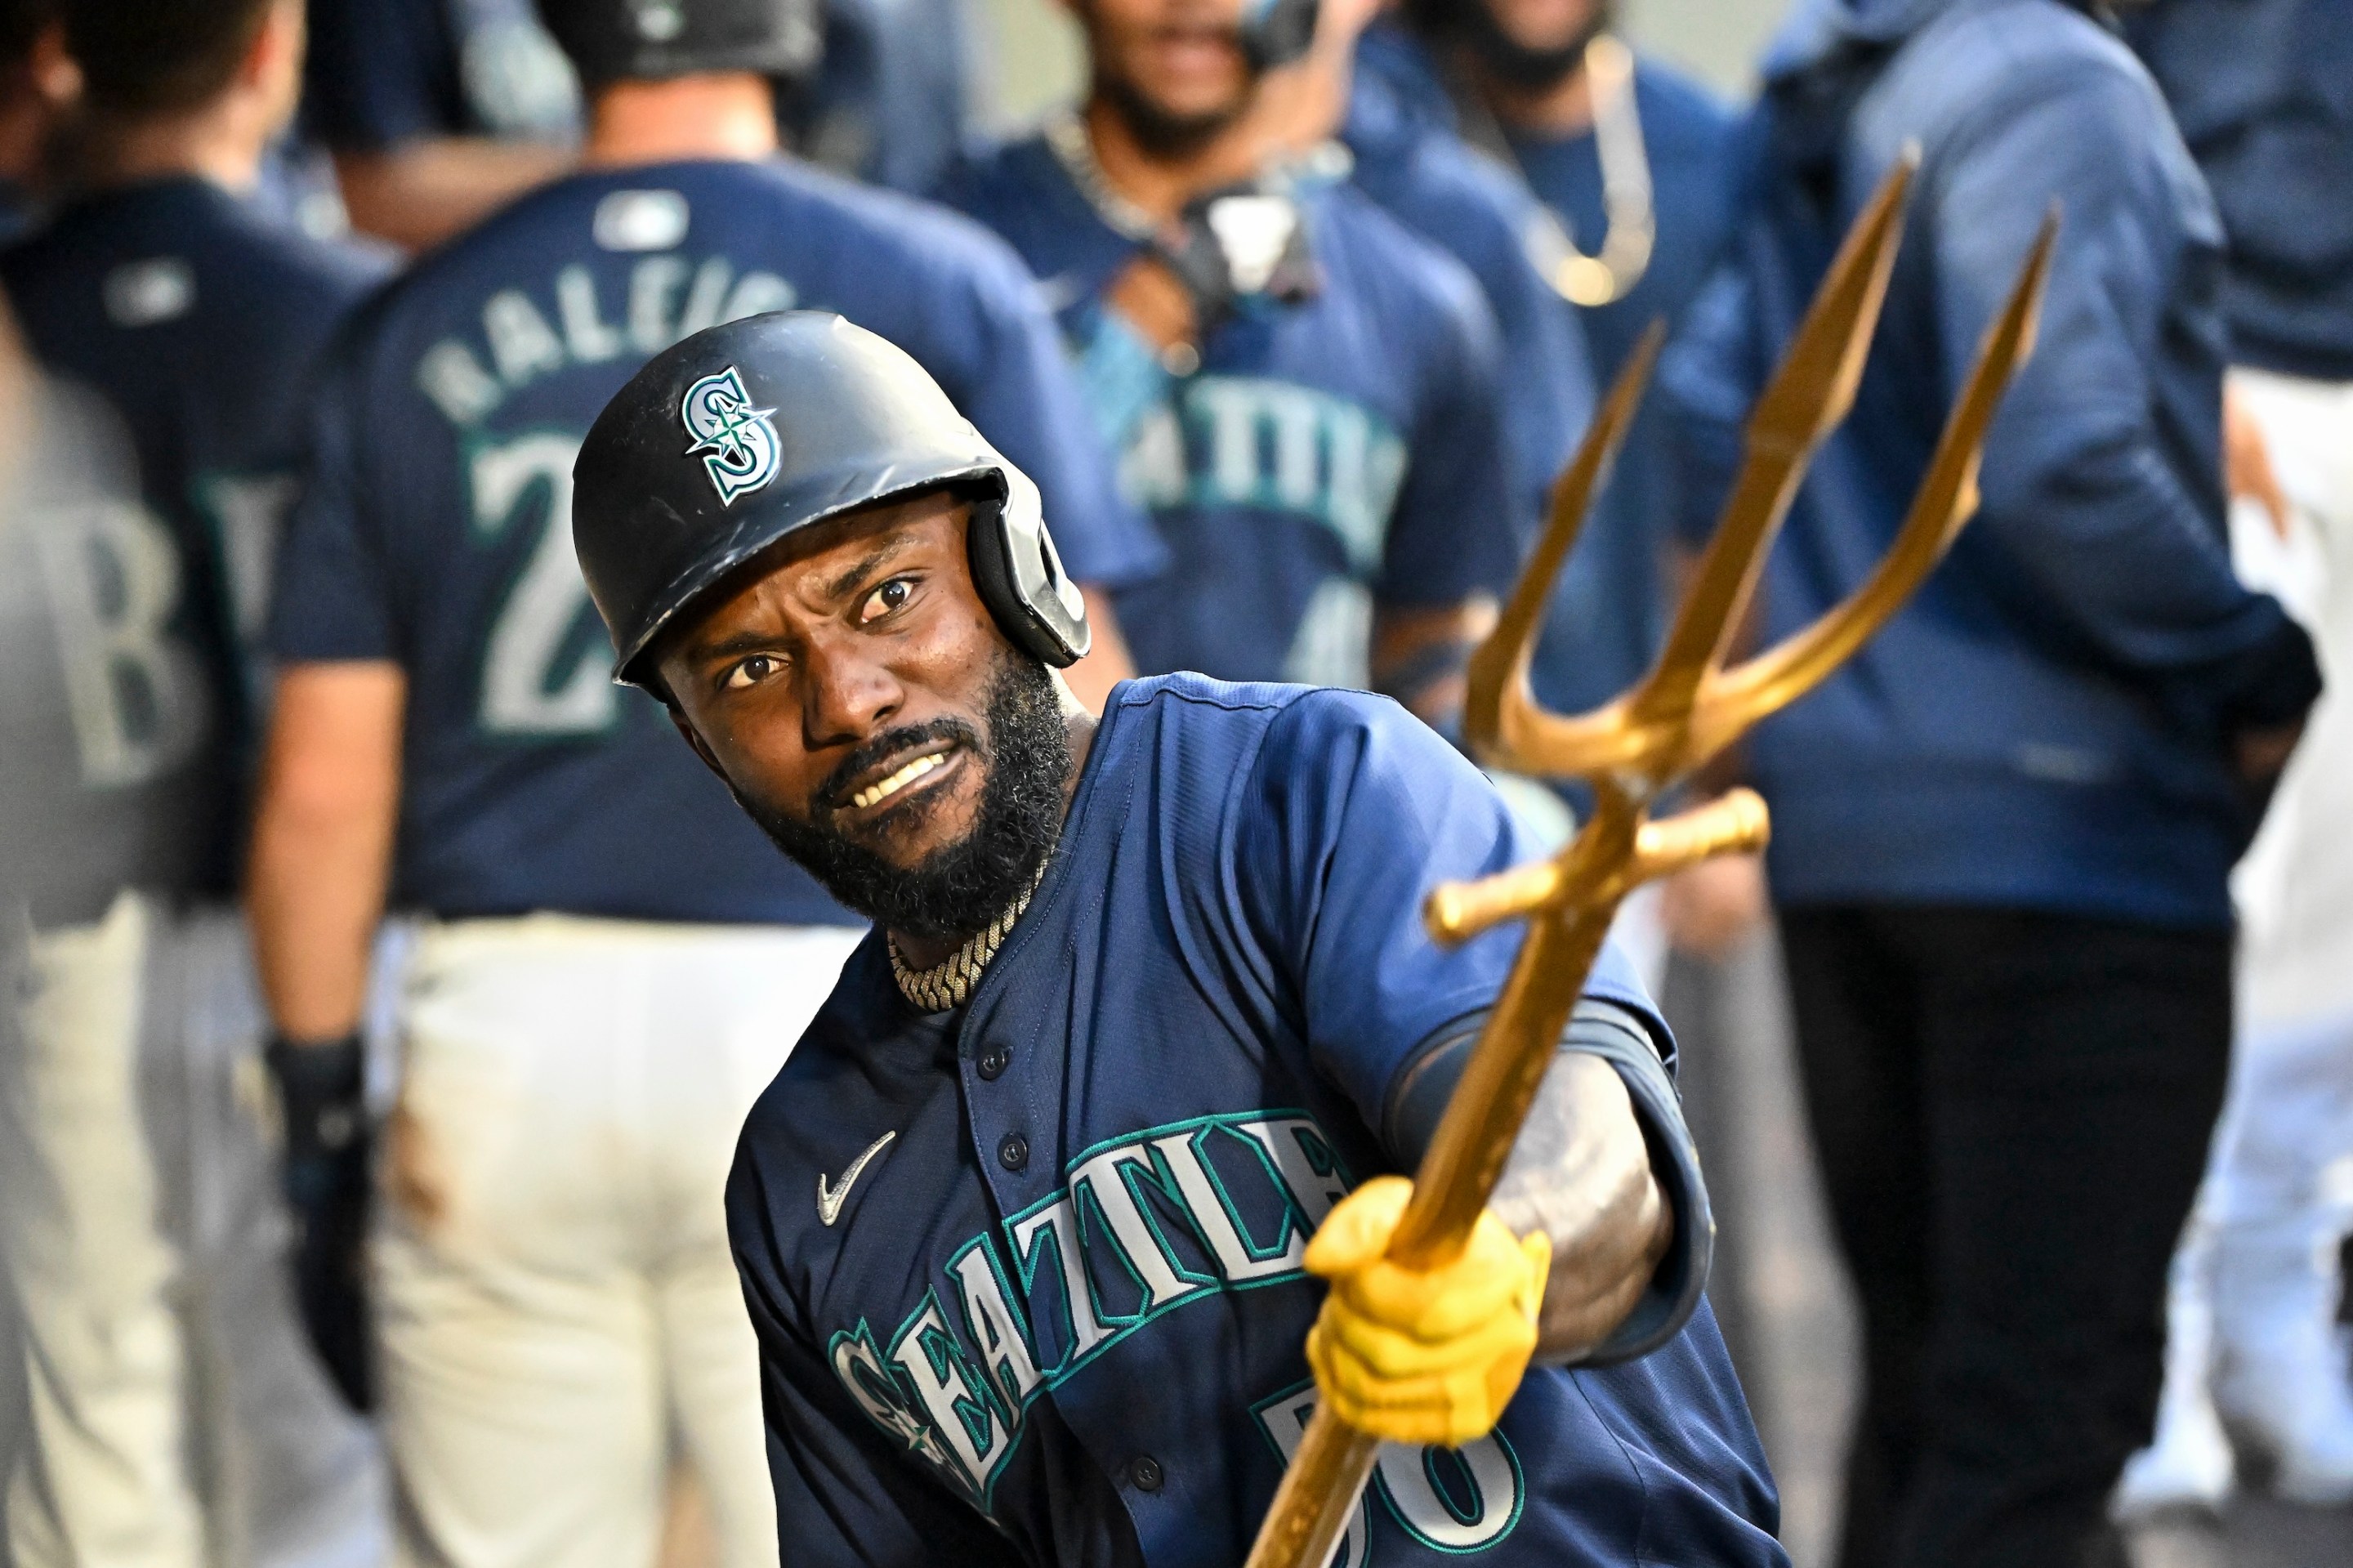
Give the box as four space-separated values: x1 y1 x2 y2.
887 862 1050 1013
1522 34 1655 308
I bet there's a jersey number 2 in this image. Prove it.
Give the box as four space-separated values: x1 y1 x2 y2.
469 430 616 736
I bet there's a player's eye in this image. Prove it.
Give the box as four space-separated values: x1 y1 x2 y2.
721 654 780 691
858 577 915 624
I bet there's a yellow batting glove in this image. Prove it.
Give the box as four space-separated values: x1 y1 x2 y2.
1302 1175 1551 1448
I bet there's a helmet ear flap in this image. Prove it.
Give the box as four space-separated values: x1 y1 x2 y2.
965 471 1091 668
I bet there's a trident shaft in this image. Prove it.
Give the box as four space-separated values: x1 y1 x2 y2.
1243 154 2058 1568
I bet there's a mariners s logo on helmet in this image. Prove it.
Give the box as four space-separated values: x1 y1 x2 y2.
681 366 781 506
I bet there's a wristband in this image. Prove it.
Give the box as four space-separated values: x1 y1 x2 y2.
1382 999 1712 1367
1077 310 1179 453
264 1031 367 1160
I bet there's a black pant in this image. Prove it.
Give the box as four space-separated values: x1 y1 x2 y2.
1779 906 2231 1568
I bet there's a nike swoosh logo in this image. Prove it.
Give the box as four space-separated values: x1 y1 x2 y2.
817 1131 896 1227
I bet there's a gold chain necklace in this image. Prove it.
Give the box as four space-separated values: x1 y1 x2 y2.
1045 112 1163 243
887 863 1049 1013
1520 34 1655 307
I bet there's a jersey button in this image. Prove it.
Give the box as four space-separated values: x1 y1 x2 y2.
976 1046 1011 1081
998 1132 1029 1172
1129 1455 1163 1493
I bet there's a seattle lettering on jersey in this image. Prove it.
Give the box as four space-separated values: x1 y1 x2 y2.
939 136 1521 697
828 1110 1347 1507
1083 344 1413 690
1114 374 1408 582
821 1106 1526 1553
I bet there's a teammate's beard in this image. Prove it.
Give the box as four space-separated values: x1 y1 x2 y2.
1459 0 1613 92
1096 64 1251 161
739 654 1072 944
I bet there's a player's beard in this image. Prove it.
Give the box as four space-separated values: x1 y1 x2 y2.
739 654 1073 945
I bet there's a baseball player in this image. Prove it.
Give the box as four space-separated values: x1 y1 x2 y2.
300 0 581 248
1240 0 1598 574
935 0 1524 731
1349 0 1757 972
1363 0 1738 728
303 0 976 251
0 341 204 1568
571 310 1784 1566
248 2 1159 1561
0 1 393 1561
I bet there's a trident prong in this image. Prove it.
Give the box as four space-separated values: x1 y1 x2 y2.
1244 158 2061 1568
1462 318 1663 771
1687 210 2059 762
1476 151 1920 788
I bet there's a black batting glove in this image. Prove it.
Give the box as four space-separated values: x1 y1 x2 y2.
264 1031 374 1411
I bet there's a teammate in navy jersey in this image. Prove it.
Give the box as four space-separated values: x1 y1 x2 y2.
569 312 1782 1566
4 104 391 891
1355 1 1738 726
302 0 975 250
935 0 1522 730
249 2 1157 1561
1 1 391 1561
1352 2 1757 969
1292 1 1596 604
301 0 580 248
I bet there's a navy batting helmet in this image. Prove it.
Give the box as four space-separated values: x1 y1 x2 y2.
573 311 1092 691
534 0 820 87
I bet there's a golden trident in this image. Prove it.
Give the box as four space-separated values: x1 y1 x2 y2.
1243 155 2059 1568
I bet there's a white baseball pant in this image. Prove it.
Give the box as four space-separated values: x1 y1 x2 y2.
373 914 860 1568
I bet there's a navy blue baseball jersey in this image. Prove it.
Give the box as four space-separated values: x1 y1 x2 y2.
1506 60 1741 718
784 0 972 194
303 0 967 194
1342 50 1596 538
269 159 1162 926
936 135 1524 693
0 176 388 897
729 675 1785 1566
1351 29 1741 723
1506 63 1739 390
303 0 583 150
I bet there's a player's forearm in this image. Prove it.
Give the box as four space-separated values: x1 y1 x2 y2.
1372 596 1498 731
333 139 573 252
1491 1051 1673 1360
247 662 406 1041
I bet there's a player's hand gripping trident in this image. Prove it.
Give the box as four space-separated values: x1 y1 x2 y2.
1247 153 2058 1568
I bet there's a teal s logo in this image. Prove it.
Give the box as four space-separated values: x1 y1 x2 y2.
681 365 780 506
